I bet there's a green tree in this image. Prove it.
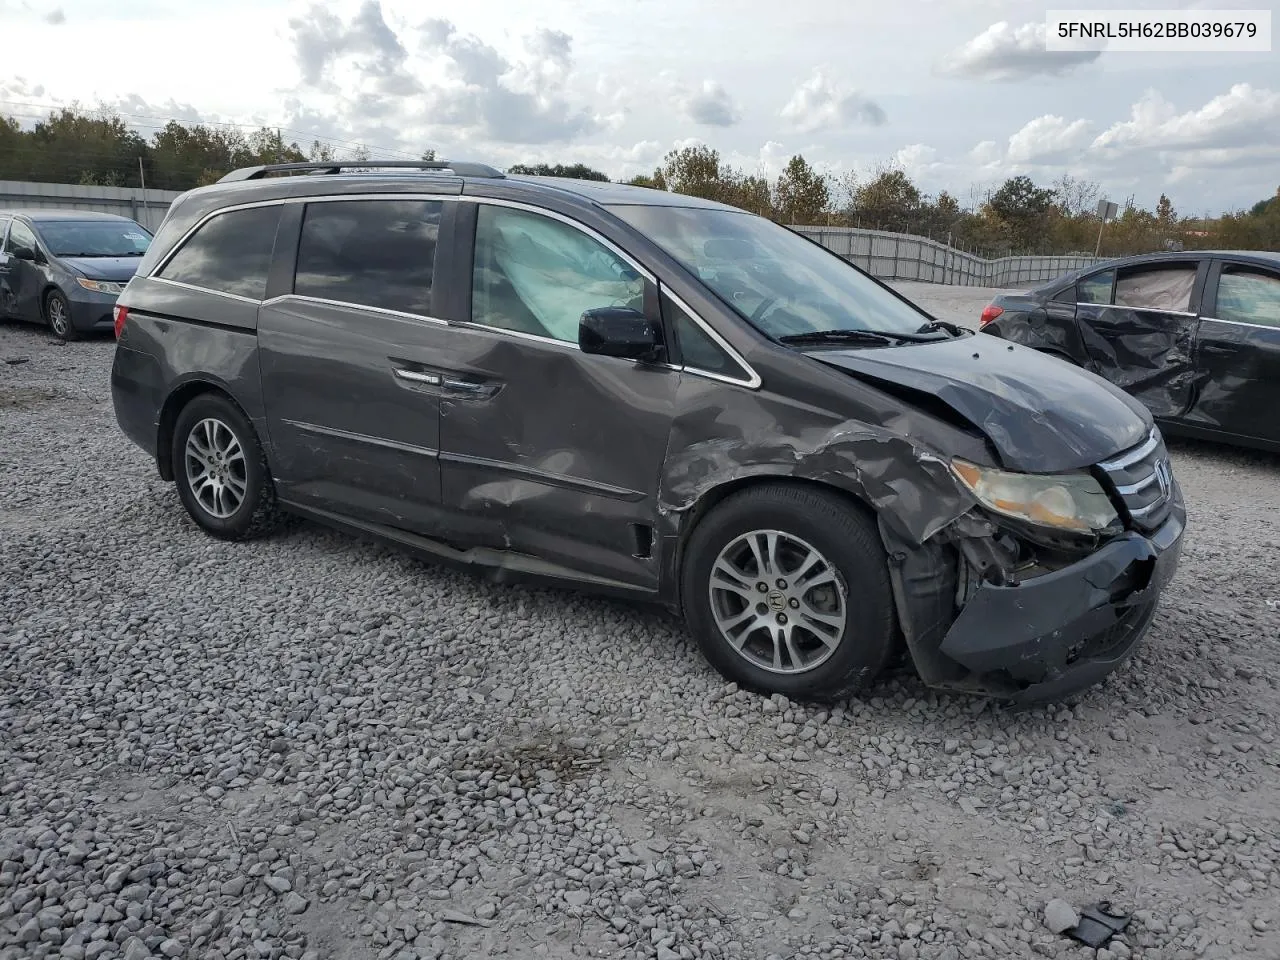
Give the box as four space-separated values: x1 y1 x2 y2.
986 175 1058 251
852 167 922 231
772 155 829 224
658 145 727 201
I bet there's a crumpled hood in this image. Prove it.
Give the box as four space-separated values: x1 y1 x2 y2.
58 256 144 282
811 336 1153 473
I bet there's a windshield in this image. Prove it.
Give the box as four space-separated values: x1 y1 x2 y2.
36 220 153 257
609 204 933 339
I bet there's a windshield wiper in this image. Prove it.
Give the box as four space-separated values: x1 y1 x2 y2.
779 327 949 347
916 319 966 337
779 329 896 347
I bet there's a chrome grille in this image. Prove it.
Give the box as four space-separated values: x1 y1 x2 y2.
1097 428 1174 532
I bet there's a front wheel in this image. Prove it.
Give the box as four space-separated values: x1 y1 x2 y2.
171 393 283 540
46 290 78 340
681 484 898 701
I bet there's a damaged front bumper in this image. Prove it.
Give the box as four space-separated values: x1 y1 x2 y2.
886 490 1185 702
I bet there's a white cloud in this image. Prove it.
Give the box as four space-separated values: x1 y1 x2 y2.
1006 115 1093 163
281 3 603 148
681 81 741 128
779 69 885 133
893 143 940 176
1092 84 1280 155
968 140 1003 168
937 21 1100 82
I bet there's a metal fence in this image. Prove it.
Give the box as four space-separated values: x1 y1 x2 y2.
3 180 1100 288
792 225 1101 287
0 180 182 231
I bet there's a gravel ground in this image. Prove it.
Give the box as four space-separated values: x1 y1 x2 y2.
3 284 1279 960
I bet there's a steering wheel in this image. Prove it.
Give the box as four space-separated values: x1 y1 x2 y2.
749 297 777 323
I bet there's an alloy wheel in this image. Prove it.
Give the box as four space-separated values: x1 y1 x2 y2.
707 528 847 674
184 418 248 519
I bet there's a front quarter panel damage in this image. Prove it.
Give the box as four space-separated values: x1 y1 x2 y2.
658 374 984 548
656 366 1177 699
657 371 1005 689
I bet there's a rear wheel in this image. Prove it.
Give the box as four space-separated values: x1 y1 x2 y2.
681 484 898 701
171 393 283 540
46 290 78 341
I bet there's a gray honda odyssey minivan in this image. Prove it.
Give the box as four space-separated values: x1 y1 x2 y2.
110 160 1185 702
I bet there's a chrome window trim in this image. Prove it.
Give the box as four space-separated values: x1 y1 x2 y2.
661 285 762 390
1199 316 1280 331
148 275 263 305
150 198 288 278
261 293 449 326
1077 303 1199 317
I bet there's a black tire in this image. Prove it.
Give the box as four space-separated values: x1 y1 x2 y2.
171 393 283 541
681 484 898 701
46 290 78 341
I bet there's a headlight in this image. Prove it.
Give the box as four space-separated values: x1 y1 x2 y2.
951 459 1118 533
76 278 124 295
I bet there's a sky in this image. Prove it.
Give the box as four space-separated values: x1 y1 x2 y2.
0 0 1276 214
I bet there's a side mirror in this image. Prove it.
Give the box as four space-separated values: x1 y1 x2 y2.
579 307 664 362
11 246 36 262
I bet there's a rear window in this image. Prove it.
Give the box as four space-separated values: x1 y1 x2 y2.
157 205 282 300
294 200 443 316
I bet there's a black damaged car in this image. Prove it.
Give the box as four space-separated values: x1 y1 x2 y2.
979 250 1280 453
110 160 1186 703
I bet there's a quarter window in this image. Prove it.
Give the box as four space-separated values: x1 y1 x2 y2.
294 200 443 316
471 205 645 343
158 205 282 300
1114 264 1197 312
668 296 748 380
1215 267 1280 328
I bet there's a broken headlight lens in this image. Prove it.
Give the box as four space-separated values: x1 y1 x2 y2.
950 460 1118 534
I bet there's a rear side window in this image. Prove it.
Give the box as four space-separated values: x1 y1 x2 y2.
1215 267 1280 328
1114 264 1196 312
294 200 443 316
158 205 282 300
1077 270 1114 304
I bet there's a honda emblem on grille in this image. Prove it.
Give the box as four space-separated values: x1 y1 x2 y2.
1154 458 1171 498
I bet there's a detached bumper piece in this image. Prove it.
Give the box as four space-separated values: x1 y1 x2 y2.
940 507 1184 702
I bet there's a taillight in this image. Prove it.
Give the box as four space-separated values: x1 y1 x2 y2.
979 304 1003 327
113 305 129 338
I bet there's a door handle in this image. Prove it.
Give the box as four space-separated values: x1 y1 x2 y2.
393 367 441 386
441 377 500 398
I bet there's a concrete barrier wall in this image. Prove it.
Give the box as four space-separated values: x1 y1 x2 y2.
791 225 1101 287
0 180 182 231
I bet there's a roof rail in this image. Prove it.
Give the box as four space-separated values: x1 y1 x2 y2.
217 160 506 183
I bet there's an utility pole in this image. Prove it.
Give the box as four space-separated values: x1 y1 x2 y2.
138 157 148 226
